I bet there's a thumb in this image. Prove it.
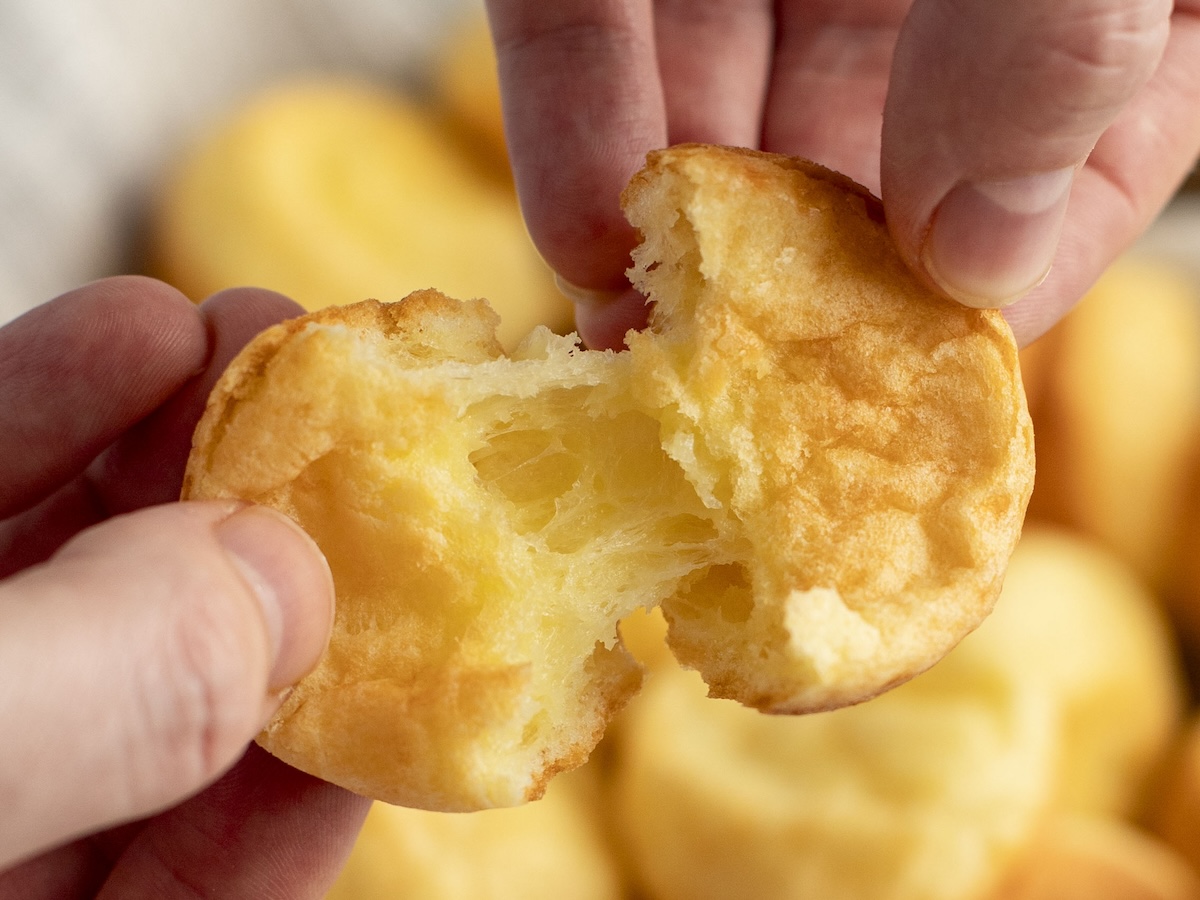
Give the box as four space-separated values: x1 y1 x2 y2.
881 0 1171 309
0 501 333 870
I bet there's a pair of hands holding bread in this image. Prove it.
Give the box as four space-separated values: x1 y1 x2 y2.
2 0 1198 896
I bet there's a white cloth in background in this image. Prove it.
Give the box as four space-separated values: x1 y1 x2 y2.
0 0 473 325
2 2 1197 329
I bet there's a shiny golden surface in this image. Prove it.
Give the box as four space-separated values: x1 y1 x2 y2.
183 145 1033 811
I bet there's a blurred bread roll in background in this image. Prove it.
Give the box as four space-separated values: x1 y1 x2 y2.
149 77 571 350
1022 256 1200 589
993 814 1200 900
610 526 1186 900
324 769 622 900
963 527 1184 819
612 650 1057 900
432 9 508 175
1148 715 1200 880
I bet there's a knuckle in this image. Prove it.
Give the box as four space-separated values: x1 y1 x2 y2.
492 12 648 63
1040 0 1171 98
934 0 1174 155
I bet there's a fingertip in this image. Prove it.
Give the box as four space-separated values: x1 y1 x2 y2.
556 276 651 349
5 275 209 391
199 286 306 329
486 0 663 304
199 287 306 389
88 289 306 514
214 505 335 694
57 274 197 315
61 277 210 378
881 0 1172 311
1001 274 1086 349
918 167 1076 310
0 501 332 866
0 276 212 519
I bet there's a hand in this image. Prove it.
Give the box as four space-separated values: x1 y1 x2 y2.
485 0 1200 349
0 278 369 899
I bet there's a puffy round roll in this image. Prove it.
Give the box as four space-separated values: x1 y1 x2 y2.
150 79 571 350
1023 256 1200 587
1148 714 1200 877
966 527 1184 819
183 144 1034 810
609 526 1185 900
324 768 621 900
612 642 1058 900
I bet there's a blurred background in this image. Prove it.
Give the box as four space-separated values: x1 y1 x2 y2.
0 0 477 323
7 3 1200 899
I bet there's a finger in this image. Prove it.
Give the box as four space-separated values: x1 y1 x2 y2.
881 0 1174 310
89 287 305 515
0 825 142 900
763 0 910 192
653 0 774 146
1004 5 1200 345
0 502 334 870
0 748 367 900
96 746 369 900
0 288 304 577
0 480 106 580
0 277 206 519
553 279 651 351
485 0 664 331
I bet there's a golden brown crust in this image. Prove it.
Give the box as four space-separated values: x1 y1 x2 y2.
183 291 505 507
183 145 1034 810
623 143 1034 713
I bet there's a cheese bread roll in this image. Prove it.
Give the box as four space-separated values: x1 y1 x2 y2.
1025 256 1200 587
613 647 1057 900
151 80 571 350
994 815 1200 900
1148 715 1200 878
183 145 1034 810
610 529 1184 900
968 527 1184 819
325 769 621 900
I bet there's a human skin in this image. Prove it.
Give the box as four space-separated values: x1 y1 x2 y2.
0 278 370 899
485 0 1200 349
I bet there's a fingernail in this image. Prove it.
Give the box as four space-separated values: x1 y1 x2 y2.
216 506 334 692
922 166 1075 308
554 273 626 310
